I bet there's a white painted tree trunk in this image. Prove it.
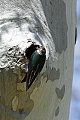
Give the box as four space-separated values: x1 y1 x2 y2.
0 0 76 120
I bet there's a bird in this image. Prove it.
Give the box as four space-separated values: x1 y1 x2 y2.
21 46 46 91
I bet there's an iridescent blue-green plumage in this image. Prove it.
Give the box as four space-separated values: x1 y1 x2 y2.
21 47 46 90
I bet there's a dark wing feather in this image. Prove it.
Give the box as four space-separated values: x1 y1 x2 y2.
27 55 46 89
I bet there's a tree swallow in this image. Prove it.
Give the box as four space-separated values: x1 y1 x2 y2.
21 46 46 90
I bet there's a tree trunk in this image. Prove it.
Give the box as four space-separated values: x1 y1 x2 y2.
0 0 76 120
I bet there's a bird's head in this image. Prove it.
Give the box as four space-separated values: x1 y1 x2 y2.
37 46 46 55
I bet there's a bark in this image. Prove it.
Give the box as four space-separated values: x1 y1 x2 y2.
0 0 76 120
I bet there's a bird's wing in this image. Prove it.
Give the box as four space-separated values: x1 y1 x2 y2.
27 55 46 89
27 64 39 89
28 72 39 89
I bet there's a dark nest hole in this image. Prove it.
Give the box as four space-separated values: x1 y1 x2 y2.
25 43 40 60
